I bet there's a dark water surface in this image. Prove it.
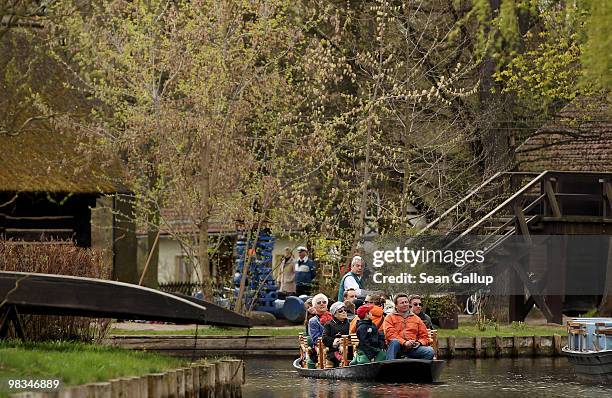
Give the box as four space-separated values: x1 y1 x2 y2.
242 357 612 398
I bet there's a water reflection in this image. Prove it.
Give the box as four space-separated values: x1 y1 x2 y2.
242 358 612 398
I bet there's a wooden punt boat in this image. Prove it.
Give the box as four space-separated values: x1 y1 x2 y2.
292 358 445 383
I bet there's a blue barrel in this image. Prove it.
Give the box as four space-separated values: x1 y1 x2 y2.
282 296 306 324
274 299 285 314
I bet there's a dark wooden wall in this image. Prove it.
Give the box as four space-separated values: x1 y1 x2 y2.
112 194 138 284
0 191 140 285
0 191 96 246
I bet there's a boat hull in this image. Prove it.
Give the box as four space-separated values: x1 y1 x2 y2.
0 271 250 327
292 358 445 383
563 348 612 383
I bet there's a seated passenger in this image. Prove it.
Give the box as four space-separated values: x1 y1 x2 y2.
343 287 358 304
303 297 317 336
322 302 350 367
408 294 433 329
302 299 317 369
349 293 384 334
383 293 435 360
307 293 333 347
350 304 386 364
343 300 356 321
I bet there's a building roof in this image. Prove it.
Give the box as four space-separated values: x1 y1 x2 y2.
515 97 612 172
135 208 236 237
0 130 128 194
160 208 235 236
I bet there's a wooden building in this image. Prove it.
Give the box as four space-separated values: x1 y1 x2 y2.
420 96 612 321
513 97 612 319
0 130 138 284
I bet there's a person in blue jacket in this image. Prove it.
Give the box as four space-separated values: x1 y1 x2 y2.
295 246 316 296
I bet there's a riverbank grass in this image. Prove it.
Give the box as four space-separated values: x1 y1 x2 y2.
110 323 565 337
0 341 188 397
111 325 305 336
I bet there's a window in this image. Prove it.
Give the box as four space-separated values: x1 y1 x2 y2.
175 255 194 282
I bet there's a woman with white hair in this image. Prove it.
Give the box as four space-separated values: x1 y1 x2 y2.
307 293 333 347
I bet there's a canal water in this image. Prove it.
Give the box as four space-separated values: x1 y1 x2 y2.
242 358 612 398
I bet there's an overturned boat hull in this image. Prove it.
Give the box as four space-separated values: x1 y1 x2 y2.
0 271 250 327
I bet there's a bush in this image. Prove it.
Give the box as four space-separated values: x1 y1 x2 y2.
423 294 457 319
0 240 112 342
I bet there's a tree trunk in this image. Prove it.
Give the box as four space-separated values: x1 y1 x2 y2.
479 0 511 176
141 175 160 288
347 115 373 265
199 139 212 300
401 115 414 234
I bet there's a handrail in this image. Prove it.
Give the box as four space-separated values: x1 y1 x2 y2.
417 171 545 236
447 170 549 243
417 172 503 235
418 170 612 238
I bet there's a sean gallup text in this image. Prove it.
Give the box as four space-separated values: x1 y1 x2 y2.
372 272 494 286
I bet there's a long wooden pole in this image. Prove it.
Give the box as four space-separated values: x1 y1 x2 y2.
139 229 161 286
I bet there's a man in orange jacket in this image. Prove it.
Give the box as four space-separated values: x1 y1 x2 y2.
383 293 434 360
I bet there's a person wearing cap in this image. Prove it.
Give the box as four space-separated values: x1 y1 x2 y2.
383 293 434 360
350 304 386 365
322 301 351 367
349 293 385 334
295 246 316 296
337 255 373 302
307 293 333 348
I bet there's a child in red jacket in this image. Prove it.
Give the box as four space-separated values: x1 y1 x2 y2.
350 304 386 364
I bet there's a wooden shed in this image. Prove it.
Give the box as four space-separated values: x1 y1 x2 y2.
0 130 138 284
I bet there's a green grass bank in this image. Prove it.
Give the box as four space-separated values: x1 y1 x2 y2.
0 341 188 398
110 323 565 338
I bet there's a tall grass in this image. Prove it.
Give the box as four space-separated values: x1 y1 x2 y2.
0 240 112 342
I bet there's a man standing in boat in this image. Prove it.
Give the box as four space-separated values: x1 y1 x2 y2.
338 255 374 302
383 293 435 360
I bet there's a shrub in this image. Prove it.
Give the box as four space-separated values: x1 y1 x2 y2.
0 240 112 342
423 294 457 319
